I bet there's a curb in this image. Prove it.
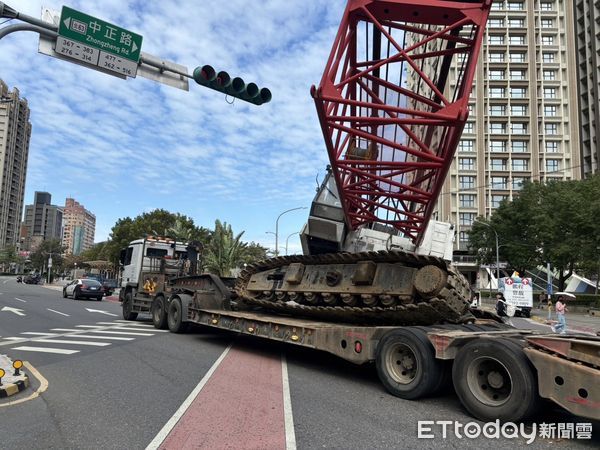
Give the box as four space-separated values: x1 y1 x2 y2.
0 375 29 398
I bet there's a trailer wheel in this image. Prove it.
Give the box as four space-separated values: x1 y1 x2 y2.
122 292 138 321
152 295 168 329
452 338 540 422
376 328 443 399
168 297 188 333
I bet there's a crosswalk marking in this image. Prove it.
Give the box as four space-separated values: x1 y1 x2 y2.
97 321 154 328
32 338 111 347
12 346 79 355
51 328 83 332
75 325 104 328
21 332 60 336
64 334 134 341
114 327 169 333
4 337 26 340
88 330 153 336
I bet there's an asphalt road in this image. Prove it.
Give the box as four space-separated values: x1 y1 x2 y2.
0 276 598 449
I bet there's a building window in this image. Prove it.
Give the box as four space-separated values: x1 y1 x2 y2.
512 177 528 190
511 123 527 134
543 105 557 116
510 69 526 80
489 104 506 116
489 18 505 27
489 140 507 152
459 194 476 208
459 157 476 171
544 123 558 135
511 141 528 152
459 231 470 246
543 70 556 80
542 52 555 63
512 159 529 171
546 159 559 172
510 52 526 63
489 69 505 80
543 87 557 99
510 87 527 98
491 195 508 208
491 158 508 171
540 2 554 11
468 104 475 113
459 140 475 152
509 35 525 45
545 141 559 153
460 213 477 226
491 177 508 189
489 52 505 62
511 105 527 116
508 18 525 27
460 176 476 189
541 19 554 28
489 87 506 98
489 122 507 134
464 122 474 133
491 1 504 10
507 2 524 10
541 35 555 46
488 35 505 45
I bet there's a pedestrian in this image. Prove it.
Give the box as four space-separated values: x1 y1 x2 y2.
547 297 553 321
552 295 568 334
495 292 507 317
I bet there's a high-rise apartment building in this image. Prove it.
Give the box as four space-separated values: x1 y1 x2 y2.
433 0 582 285
22 191 63 251
574 0 600 176
0 79 31 249
62 198 95 255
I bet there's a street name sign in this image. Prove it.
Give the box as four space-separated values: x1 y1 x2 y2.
55 6 143 77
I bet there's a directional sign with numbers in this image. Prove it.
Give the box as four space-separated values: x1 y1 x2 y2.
56 6 143 77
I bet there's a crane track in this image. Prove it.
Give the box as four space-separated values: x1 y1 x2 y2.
234 250 473 325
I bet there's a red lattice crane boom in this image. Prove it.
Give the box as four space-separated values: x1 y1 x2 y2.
312 0 491 245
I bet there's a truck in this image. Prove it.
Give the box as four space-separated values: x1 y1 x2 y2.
120 0 599 423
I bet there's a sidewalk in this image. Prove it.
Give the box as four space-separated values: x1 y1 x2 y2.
529 307 600 335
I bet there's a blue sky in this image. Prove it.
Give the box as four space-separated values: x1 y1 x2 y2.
0 0 347 254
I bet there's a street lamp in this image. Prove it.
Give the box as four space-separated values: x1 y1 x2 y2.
474 219 500 290
275 207 307 257
285 231 300 255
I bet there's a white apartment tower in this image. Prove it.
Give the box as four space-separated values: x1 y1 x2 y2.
0 79 31 249
438 0 581 255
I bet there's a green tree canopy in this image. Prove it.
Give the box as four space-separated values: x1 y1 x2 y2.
468 175 600 290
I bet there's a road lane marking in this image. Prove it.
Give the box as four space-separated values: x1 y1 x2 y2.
11 346 79 354
85 308 118 316
14 297 26 302
0 361 48 408
146 343 232 450
47 308 69 317
75 325 103 328
282 354 297 450
21 332 60 336
3 337 27 340
1 306 25 316
88 330 153 336
50 328 80 332
67 334 134 341
98 321 154 328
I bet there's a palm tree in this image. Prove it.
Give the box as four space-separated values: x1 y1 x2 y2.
203 220 248 277
166 218 194 242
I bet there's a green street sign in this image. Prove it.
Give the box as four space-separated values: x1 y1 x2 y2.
58 6 143 62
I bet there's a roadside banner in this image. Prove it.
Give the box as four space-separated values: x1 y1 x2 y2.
500 276 533 308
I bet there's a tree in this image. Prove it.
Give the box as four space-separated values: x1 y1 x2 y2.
468 175 600 290
29 239 65 274
203 220 249 277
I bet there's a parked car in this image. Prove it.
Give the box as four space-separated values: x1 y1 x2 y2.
23 274 42 284
101 279 118 296
63 278 104 301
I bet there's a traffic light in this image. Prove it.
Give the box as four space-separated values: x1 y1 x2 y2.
193 65 272 106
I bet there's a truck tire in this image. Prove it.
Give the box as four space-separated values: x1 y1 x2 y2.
152 295 168 329
376 328 444 400
167 297 189 333
452 338 540 422
122 292 138 321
